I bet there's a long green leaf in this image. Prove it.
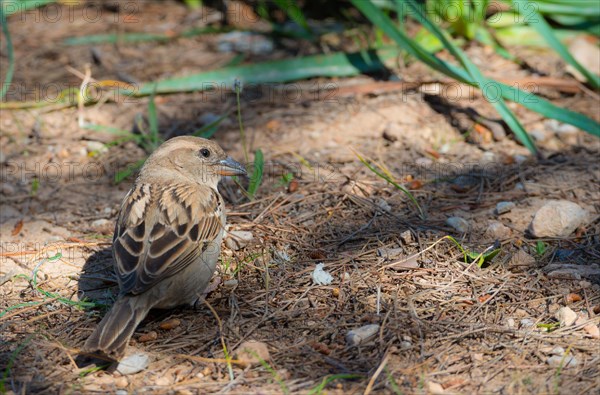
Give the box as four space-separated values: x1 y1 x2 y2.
404 0 537 153
248 149 264 199
510 0 599 89
63 27 228 46
0 0 15 99
350 0 600 138
137 48 400 95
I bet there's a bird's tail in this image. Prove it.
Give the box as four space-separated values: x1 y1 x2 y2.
82 296 150 360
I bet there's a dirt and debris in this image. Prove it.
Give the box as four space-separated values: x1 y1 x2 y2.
1 1 599 394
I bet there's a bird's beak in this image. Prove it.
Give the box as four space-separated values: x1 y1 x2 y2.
216 157 247 176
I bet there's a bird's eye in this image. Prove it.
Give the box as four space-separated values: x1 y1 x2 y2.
200 148 210 158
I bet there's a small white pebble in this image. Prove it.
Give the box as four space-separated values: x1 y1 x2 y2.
312 263 333 285
116 353 149 375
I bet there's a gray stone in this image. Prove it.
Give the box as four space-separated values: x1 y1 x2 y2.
555 306 577 327
346 324 380 346
529 200 589 238
116 353 150 375
485 221 512 240
225 230 254 251
546 355 578 368
86 141 108 155
446 216 470 233
495 201 515 215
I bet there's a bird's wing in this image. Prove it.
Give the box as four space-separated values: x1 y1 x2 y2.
113 182 224 295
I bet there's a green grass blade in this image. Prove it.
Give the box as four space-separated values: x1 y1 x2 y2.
511 0 599 89
0 0 15 100
248 149 264 199
354 150 424 219
273 0 312 39
403 0 538 153
351 0 600 138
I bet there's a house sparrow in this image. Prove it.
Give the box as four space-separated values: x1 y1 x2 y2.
82 136 246 360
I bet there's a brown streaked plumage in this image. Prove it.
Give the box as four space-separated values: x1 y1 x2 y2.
82 136 246 360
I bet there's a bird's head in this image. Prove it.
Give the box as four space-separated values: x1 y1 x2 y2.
140 136 247 189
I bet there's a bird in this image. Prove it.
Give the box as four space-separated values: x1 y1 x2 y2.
82 136 247 360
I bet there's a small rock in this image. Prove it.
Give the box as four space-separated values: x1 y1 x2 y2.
546 355 578 368
552 348 568 357
346 324 380 346
116 390 128 395
225 230 253 251
555 306 577 327
91 218 110 228
471 353 484 362
377 199 391 213
427 381 446 395
86 141 108 155
495 201 515 215
530 129 550 142
388 255 419 271
520 318 534 328
415 157 433 167
508 250 536 267
446 216 469 233
382 124 399 142
234 340 270 367
555 123 578 135
155 376 170 386
159 318 181 330
116 353 150 375
484 221 512 240
376 247 404 260
0 183 16 196
513 155 528 165
583 323 600 339
548 303 561 314
580 280 592 289
529 200 589 238
312 263 333 285
138 331 157 342
399 230 413 244
452 175 479 190
114 376 128 388
506 318 515 328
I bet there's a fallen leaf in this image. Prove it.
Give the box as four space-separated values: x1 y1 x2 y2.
159 318 181 330
11 219 23 236
310 341 331 355
288 179 298 193
407 179 423 190
266 119 280 130
443 377 467 389
138 331 158 342
566 293 582 303
309 250 327 260
425 148 441 159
